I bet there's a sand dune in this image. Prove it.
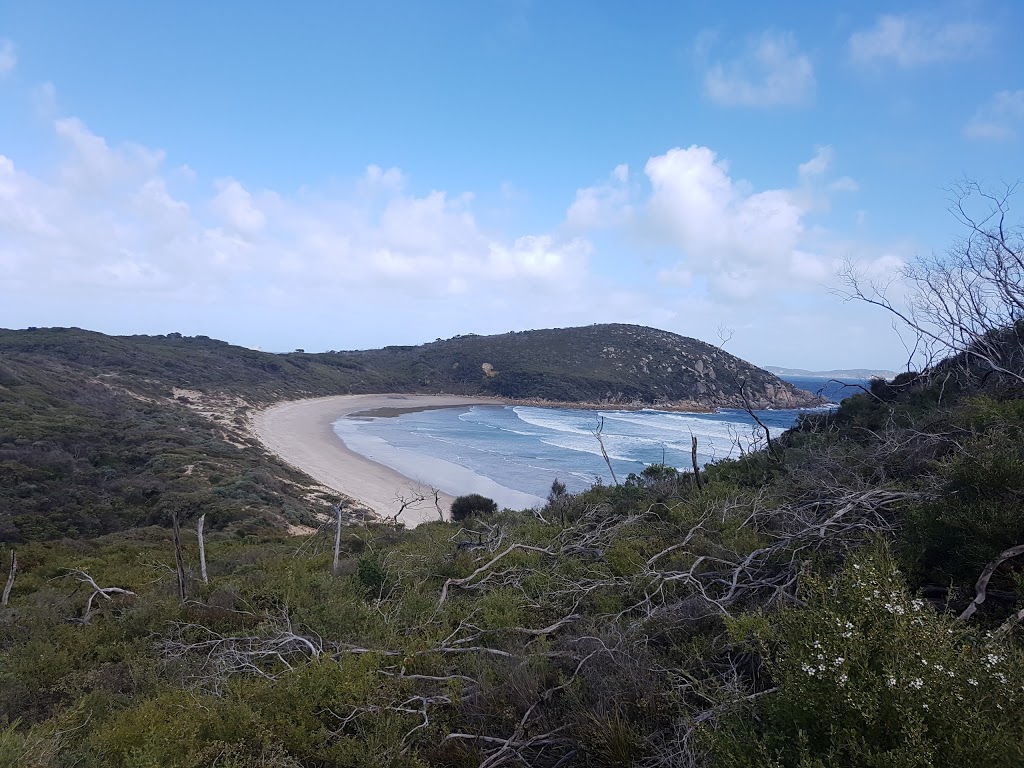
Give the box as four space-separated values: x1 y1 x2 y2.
251 394 502 527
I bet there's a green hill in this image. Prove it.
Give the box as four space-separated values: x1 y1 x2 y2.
0 323 822 408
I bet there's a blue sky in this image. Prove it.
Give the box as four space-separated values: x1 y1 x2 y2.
1 1 1022 369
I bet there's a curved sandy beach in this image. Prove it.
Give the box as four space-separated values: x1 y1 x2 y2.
252 394 515 527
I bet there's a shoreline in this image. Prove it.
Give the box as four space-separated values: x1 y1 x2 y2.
251 394 509 527
249 393 827 528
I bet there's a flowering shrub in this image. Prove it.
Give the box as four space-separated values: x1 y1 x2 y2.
710 550 1024 767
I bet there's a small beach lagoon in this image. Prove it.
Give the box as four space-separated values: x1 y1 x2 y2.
332 377 862 510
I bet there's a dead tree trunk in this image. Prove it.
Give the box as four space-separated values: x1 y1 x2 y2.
592 417 619 486
172 509 187 602
691 434 703 491
740 383 778 460
2 550 15 607
197 514 208 584
333 503 343 576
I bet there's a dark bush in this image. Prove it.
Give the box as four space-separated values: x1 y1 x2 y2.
450 493 498 522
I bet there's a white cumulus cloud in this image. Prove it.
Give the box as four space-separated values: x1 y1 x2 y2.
642 145 829 298
0 114 593 314
704 31 814 107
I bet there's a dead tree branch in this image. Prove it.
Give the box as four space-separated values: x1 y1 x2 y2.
592 416 619 486
2 549 15 606
332 502 343 575
958 542 1024 621
66 570 136 625
172 508 187 602
690 434 703 491
197 514 208 584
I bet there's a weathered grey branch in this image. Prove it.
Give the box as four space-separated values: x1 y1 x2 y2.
958 542 1024 621
332 503 343 575
438 543 554 606
172 508 187 602
2 549 15 606
197 513 208 584
67 570 136 624
592 416 619 486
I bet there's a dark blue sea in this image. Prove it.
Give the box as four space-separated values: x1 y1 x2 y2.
333 377 868 510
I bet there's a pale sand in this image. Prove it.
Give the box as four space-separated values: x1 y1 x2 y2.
252 394 509 527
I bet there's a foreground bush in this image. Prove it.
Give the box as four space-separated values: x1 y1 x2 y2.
709 551 1024 767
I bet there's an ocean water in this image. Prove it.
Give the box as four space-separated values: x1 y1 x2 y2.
332 376 865 510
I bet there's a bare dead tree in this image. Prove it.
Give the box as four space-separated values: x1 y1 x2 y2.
2 549 15 607
332 502 343 576
840 180 1024 386
739 382 778 460
690 434 703 491
386 486 443 526
717 323 735 349
592 416 619 486
432 487 445 522
171 508 187 602
197 514 208 584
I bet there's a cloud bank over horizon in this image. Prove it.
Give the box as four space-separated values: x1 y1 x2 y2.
0 101 906 367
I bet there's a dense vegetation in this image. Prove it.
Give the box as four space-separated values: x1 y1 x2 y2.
0 323 821 409
2 350 1023 766
0 352 332 542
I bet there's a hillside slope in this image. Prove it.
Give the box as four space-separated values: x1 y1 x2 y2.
0 324 822 408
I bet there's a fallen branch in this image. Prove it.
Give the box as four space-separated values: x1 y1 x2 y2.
66 570 136 625
438 543 553 606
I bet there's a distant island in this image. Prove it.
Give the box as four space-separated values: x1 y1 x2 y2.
765 365 898 379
